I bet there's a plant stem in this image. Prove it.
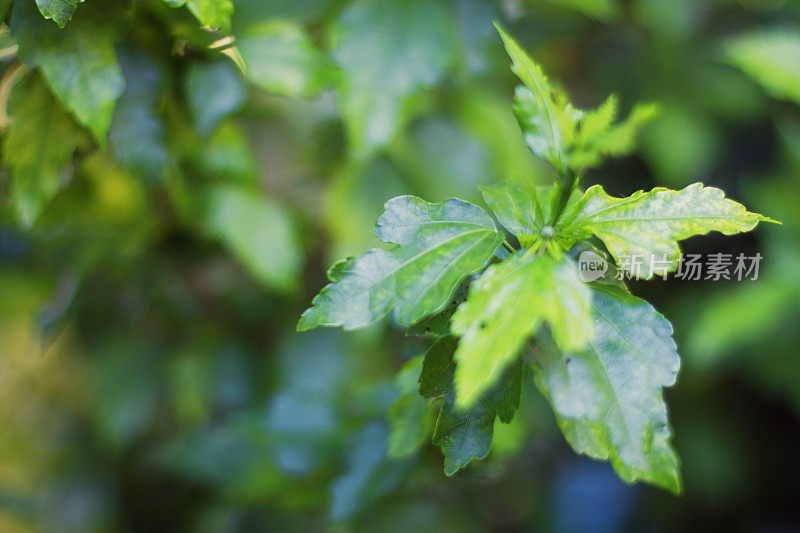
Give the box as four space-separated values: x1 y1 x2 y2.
547 170 578 226
502 241 516 254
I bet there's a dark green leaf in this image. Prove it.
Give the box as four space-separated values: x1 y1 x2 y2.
11 0 126 144
431 356 523 475
418 335 459 399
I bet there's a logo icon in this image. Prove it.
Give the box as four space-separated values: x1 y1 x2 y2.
577 250 608 282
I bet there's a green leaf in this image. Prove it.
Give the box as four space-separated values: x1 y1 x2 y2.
480 182 582 246
3 74 83 227
499 26 654 172
184 58 247 136
452 252 593 407
35 0 83 27
332 0 457 160
236 21 335 98
568 96 658 171
532 284 682 493
109 46 168 182
722 29 800 105
166 0 233 31
387 355 433 458
298 196 503 331
426 340 523 475
11 0 126 144
499 25 574 173
418 335 459 399
565 183 775 279
407 285 466 337
203 184 303 292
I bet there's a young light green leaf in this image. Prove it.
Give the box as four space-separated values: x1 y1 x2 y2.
388 356 433 458
498 24 574 172
533 284 682 493
35 0 83 27
480 183 582 246
236 21 335 97
184 58 246 136
298 196 503 331
452 253 593 407
11 0 125 144
3 74 83 227
332 0 457 160
203 184 303 293
499 27 654 172
431 356 523 475
565 183 775 278
569 98 658 171
722 29 800 105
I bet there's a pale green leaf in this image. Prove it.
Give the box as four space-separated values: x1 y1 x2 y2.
3 74 83 227
11 0 125 144
203 184 303 292
499 27 654 171
387 356 433 458
533 284 682 493
499 24 574 173
35 0 83 27
332 0 457 160
566 183 774 279
184 58 246 136
298 196 503 331
452 253 593 407
722 29 800 105
569 98 658 171
236 21 335 97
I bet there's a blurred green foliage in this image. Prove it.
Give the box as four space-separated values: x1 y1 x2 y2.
0 0 798 531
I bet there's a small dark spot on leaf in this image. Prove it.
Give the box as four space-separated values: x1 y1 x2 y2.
566 357 572 364
479 321 487 329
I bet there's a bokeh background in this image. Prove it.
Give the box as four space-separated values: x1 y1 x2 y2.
1 0 799 531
